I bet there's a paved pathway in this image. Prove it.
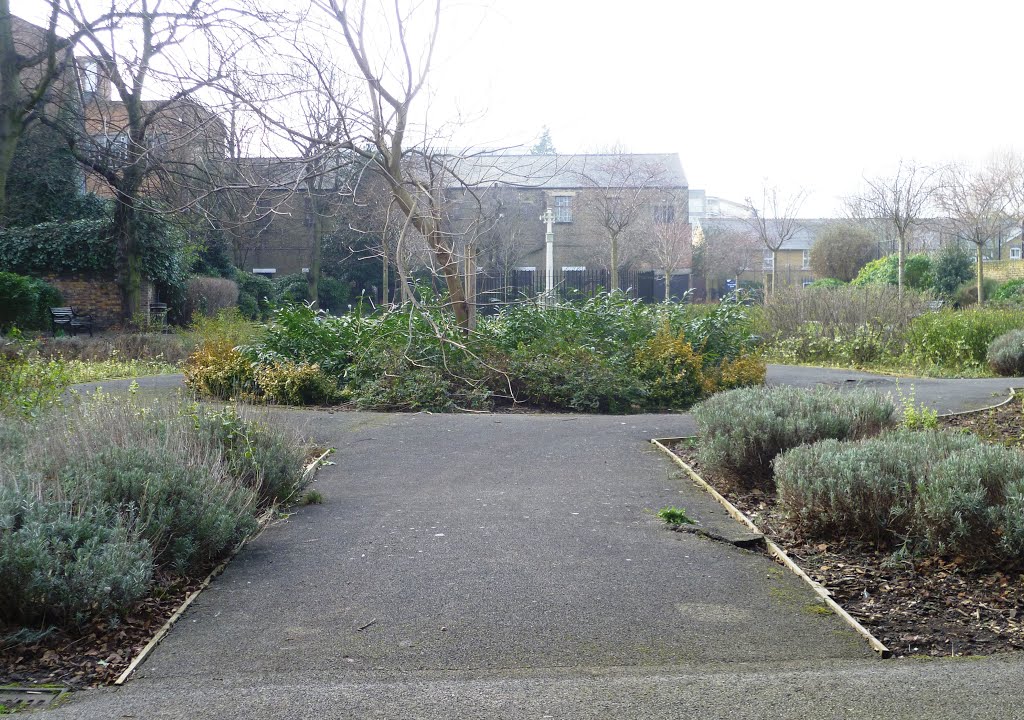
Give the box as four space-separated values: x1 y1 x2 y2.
48 368 1024 718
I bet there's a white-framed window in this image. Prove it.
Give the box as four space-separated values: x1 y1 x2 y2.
802 249 811 270
252 268 276 278
554 195 573 223
1012 247 1022 260
80 59 99 96
654 205 675 225
763 250 774 271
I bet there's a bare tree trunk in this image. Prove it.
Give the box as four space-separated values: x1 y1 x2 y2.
610 233 619 291
0 136 14 227
307 209 321 307
771 249 778 295
664 270 671 302
381 239 389 306
977 244 985 304
113 193 144 319
897 234 905 299
464 243 477 329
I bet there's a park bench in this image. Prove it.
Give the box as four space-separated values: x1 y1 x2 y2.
925 299 945 312
49 307 94 337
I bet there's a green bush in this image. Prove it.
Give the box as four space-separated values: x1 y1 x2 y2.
235 271 275 321
693 386 895 490
987 329 1024 376
243 303 358 377
0 340 69 419
903 308 1024 371
932 244 974 298
852 253 933 290
775 430 1024 563
63 446 257 575
0 487 152 628
273 273 310 305
956 277 1001 307
0 271 37 331
317 274 350 312
508 344 642 412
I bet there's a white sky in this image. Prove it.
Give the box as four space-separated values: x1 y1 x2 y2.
15 0 1024 216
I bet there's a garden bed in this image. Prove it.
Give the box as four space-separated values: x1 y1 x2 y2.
661 429 1024 658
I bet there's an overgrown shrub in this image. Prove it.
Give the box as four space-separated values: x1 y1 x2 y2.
183 341 257 400
633 325 710 410
183 276 239 323
775 430 1024 564
903 307 1024 371
0 340 69 419
243 303 357 377
508 344 641 412
693 386 896 489
956 277 1001 307
0 487 152 628
987 329 1024 376
191 406 308 505
0 271 39 330
317 273 350 312
932 244 974 298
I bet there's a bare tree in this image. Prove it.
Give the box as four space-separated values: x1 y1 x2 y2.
649 191 691 300
934 159 1015 304
745 184 807 295
41 0 249 317
850 160 935 298
577 151 667 291
0 1 113 224
698 220 760 295
318 0 473 326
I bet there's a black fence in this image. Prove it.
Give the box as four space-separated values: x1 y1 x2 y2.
473 268 689 313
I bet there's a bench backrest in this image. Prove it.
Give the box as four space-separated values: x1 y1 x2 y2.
50 307 75 318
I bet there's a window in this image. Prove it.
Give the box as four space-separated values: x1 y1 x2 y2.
654 205 675 225
80 60 99 96
252 268 276 278
802 249 811 270
1013 247 1022 260
91 133 128 164
763 251 774 271
554 195 573 223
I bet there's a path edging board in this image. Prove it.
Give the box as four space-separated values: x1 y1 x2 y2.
651 438 892 659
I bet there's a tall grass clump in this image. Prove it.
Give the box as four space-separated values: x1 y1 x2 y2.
775 430 1024 564
692 386 896 490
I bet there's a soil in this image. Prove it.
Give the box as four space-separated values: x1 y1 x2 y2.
665 398 1024 658
0 573 204 688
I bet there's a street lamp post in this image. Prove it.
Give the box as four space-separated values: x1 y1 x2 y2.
541 207 554 306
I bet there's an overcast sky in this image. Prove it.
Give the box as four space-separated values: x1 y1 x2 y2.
16 0 1024 216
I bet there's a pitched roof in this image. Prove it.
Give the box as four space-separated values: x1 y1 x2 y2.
702 217 829 250
447 152 687 190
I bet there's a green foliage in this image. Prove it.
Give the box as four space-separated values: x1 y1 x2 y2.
273 273 310 305
775 430 1024 564
0 272 37 331
993 279 1024 304
5 124 82 227
932 244 974 298
507 344 641 412
0 488 152 628
235 271 275 321
693 386 896 490
0 338 69 419
301 489 324 505
657 506 694 525
955 277 1000 307
254 361 340 406
897 386 939 430
852 253 933 290
902 308 1024 371
63 447 257 575
317 273 350 312
189 405 308 506
244 303 357 377
986 329 1024 376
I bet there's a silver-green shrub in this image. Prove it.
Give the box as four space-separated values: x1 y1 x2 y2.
986 329 1024 376
776 430 1024 564
693 386 896 489
0 484 152 628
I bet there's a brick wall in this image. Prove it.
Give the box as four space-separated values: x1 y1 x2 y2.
984 260 1024 283
43 275 153 329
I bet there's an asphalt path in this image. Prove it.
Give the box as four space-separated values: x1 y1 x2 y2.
46 367 1024 718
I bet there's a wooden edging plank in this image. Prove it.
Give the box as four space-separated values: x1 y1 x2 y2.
114 448 333 686
650 438 892 659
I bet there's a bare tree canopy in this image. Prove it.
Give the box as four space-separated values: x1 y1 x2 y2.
745 183 806 295
849 160 935 298
935 159 1016 304
697 220 760 294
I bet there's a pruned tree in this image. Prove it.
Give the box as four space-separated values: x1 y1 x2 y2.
809 222 876 282
318 0 473 326
850 160 935 299
934 159 1015 304
745 184 807 295
577 151 667 291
